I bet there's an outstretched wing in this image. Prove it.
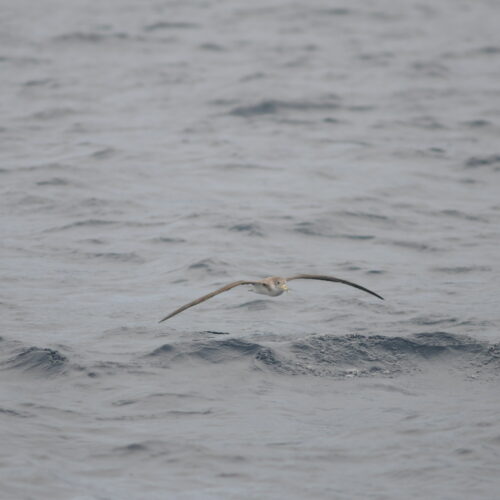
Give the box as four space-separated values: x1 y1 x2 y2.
159 280 259 322
286 274 384 300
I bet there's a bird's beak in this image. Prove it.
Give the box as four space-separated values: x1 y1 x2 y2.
281 284 289 292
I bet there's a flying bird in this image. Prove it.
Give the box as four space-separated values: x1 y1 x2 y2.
159 274 383 323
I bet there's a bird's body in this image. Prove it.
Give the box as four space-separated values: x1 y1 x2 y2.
159 274 383 323
251 276 288 297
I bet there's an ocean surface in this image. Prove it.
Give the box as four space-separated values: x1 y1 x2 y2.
1 0 500 498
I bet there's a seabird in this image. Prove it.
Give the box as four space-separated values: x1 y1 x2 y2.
159 274 383 322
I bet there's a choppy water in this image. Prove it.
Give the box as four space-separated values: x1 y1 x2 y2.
2 0 500 498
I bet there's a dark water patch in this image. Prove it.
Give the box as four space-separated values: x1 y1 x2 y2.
339 264 361 272
462 119 492 128
172 278 188 284
428 147 446 154
410 316 459 326
228 98 340 117
0 301 19 311
112 392 200 408
113 399 136 407
83 252 144 263
150 391 203 400
47 219 117 232
78 238 106 244
293 220 329 237
293 221 376 241
52 32 129 43
476 46 500 55
189 258 216 270
199 43 225 51
228 223 264 236
90 147 116 159
112 440 204 459
454 448 475 456
151 236 186 243
23 78 56 88
123 220 165 228
340 234 374 240
458 177 479 185
186 258 229 275
210 98 239 107
67 218 116 227
433 265 492 274
388 239 441 252
36 177 71 186
18 161 70 172
358 51 394 64
19 402 80 416
10 194 54 207
3 347 67 375
0 407 32 418
30 108 75 120
347 105 375 112
99 409 212 421
215 162 278 171
465 155 500 169
115 443 149 453
278 118 314 126
439 209 486 222
316 8 352 16
144 21 199 31
411 61 449 78
239 72 267 82
409 116 445 130
167 409 212 416
341 211 390 222
0 55 47 65
229 101 280 116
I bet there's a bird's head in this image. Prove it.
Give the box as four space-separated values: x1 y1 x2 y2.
272 277 289 292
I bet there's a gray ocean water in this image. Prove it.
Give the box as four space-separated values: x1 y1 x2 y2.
2 0 500 498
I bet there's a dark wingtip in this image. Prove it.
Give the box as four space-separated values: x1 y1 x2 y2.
353 283 384 301
358 286 384 301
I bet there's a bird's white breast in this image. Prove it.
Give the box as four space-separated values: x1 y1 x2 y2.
252 283 283 297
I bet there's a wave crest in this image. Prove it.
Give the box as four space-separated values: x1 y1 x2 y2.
148 333 500 379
